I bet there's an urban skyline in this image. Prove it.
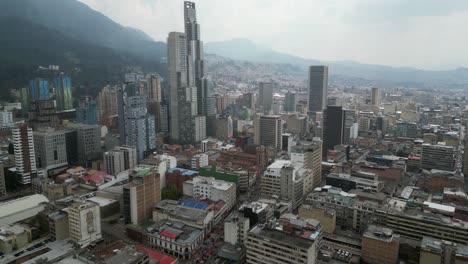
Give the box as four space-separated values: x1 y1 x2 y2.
0 1 467 264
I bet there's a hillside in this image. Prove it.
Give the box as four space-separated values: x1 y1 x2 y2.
0 0 166 60
0 17 165 98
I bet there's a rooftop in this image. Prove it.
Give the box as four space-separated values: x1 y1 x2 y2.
148 220 203 246
250 225 318 249
0 194 49 220
167 167 199 176
363 225 398 242
135 245 176 264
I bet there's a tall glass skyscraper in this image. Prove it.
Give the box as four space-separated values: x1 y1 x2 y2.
54 73 73 111
30 78 49 100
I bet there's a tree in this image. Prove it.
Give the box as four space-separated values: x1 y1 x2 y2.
161 185 182 200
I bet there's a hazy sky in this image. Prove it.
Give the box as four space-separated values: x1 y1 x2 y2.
79 0 468 70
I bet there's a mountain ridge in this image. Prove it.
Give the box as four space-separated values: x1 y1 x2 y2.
205 38 468 88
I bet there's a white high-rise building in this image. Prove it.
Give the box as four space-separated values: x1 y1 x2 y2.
103 146 137 176
12 124 37 185
261 160 304 209
68 200 102 248
0 111 13 127
33 128 67 171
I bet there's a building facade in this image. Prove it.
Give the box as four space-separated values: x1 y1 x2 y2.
308 66 328 113
12 124 37 185
68 200 102 248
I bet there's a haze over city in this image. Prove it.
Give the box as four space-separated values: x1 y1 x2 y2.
0 0 467 263
80 0 468 69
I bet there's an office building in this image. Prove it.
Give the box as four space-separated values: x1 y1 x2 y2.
421 143 454 171
284 91 296 112
34 128 68 171
246 215 322 264
97 85 118 118
68 200 102 248
261 160 304 209
0 111 13 128
183 176 236 211
67 123 102 164
193 115 206 143
308 66 328 113
323 105 344 154
147 74 162 102
167 31 195 144
122 95 156 161
291 139 323 192
215 115 233 140
54 73 73 111
0 164 5 197
29 99 58 130
255 114 282 151
343 109 356 145
258 82 273 113
29 78 49 100
361 225 400 264
123 166 161 225
371 87 381 106
12 124 37 185
76 96 99 125
104 146 137 176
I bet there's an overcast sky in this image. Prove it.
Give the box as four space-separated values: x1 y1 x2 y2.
79 0 468 70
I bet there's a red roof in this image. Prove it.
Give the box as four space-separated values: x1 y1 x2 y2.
82 174 105 184
135 245 176 264
160 230 178 239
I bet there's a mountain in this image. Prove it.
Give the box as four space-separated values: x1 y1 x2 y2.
0 17 164 95
0 0 167 98
206 39 468 88
0 0 165 60
205 38 320 66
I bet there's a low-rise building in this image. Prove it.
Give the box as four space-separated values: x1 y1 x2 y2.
153 200 214 233
183 176 236 211
361 225 399 264
147 219 204 260
246 214 322 264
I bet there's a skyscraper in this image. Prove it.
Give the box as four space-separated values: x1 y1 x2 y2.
124 96 156 161
258 114 282 151
147 74 162 103
54 73 73 111
12 124 37 185
76 96 99 125
29 99 59 130
97 85 118 118
29 78 49 100
258 82 273 113
34 127 68 171
168 32 194 144
323 105 344 154
167 2 212 144
284 91 297 112
371 87 381 106
308 66 328 113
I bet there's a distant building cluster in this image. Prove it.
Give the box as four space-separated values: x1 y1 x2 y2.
0 1 468 264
